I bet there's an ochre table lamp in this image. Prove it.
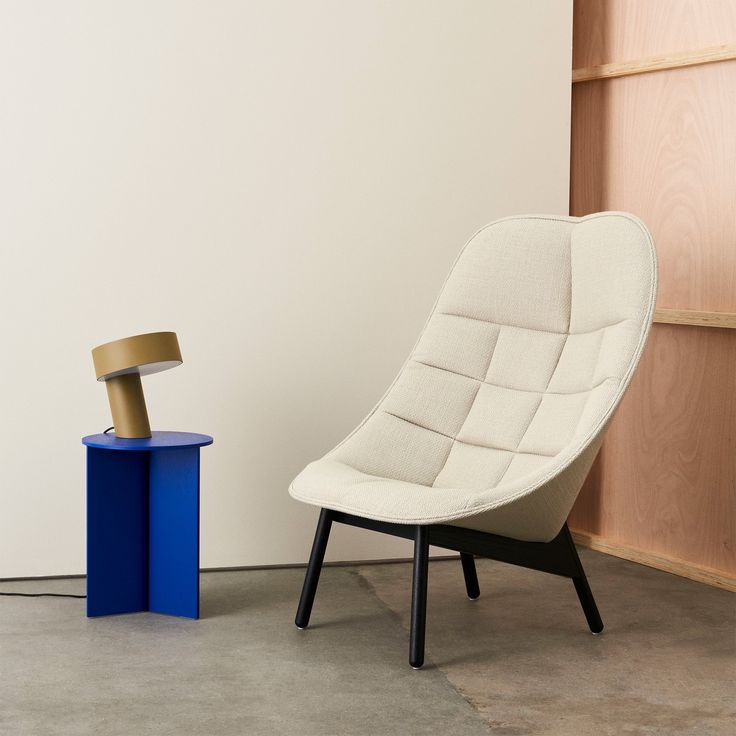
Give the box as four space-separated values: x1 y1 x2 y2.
92 332 182 438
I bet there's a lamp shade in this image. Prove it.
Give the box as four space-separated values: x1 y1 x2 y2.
91 332 182 439
92 331 182 381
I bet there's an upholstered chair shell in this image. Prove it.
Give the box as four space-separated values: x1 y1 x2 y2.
290 212 657 668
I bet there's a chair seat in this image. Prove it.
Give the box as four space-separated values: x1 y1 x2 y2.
290 458 491 524
290 448 572 526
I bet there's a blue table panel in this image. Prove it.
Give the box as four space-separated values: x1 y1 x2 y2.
87 448 149 617
149 447 200 619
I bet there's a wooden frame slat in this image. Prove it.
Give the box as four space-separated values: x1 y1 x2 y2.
653 308 736 329
572 42 736 83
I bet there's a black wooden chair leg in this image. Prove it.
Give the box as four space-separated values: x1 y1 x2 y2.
561 525 604 634
295 508 333 630
572 574 604 634
293 513 605 666
410 525 430 669
460 552 480 600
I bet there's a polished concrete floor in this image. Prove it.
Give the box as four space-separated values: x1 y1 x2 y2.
0 550 733 735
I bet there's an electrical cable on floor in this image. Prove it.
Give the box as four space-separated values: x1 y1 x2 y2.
1 424 121 601
0 592 86 598
1 425 119 601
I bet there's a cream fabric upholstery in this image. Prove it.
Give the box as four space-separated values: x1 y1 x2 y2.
289 213 657 541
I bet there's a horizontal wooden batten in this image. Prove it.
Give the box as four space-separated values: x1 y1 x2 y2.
653 308 736 329
571 530 736 592
572 42 736 83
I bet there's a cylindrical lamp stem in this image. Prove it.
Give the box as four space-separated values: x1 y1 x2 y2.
105 373 151 438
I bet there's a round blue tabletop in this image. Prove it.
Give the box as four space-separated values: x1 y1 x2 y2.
82 431 213 451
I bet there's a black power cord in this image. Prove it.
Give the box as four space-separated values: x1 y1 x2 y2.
0 591 86 598
1 425 118 600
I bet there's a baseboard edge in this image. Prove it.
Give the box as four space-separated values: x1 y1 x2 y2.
571 530 736 592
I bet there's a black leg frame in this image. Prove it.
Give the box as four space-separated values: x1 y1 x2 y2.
295 508 603 668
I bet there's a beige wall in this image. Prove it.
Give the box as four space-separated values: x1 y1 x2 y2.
0 1 572 577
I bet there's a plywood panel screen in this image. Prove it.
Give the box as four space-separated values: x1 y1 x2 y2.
569 0 736 589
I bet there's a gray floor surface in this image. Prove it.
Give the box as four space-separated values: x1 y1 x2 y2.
363 550 736 736
0 550 733 735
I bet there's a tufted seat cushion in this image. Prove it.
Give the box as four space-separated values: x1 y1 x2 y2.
289 213 657 541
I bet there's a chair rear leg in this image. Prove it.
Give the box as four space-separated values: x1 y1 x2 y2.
562 525 604 634
410 525 430 669
295 508 333 630
572 574 604 634
460 552 480 600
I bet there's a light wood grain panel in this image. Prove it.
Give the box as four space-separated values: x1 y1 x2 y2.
569 324 736 575
571 531 736 591
569 80 608 215
573 42 736 82
654 308 736 329
573 0 736 68
571 61 736 311
570 0 736 588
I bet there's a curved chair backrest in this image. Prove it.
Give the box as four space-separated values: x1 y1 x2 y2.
327 213 657 540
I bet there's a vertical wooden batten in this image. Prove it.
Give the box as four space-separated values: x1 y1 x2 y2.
568 0 736 588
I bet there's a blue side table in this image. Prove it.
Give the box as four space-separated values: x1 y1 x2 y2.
82 431 213 619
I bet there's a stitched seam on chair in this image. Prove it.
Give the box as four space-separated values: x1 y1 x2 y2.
438 312 631 336
453 438 557 457
382 410 456 441
485 377 615 396
411 359 483 383
411 359 617 396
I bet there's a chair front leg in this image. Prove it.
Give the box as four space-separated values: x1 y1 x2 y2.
460 552 480 600
295 508 333 629
410 525 430 669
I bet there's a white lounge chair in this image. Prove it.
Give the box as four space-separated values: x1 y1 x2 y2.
290 213 657 668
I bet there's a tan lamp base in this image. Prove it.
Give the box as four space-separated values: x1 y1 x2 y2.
92 332 182 438
105 373 152 438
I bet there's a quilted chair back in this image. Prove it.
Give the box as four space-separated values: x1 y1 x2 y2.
293 213 657 541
